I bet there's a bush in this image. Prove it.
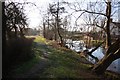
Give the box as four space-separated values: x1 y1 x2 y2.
3 37 35 77
91 40 103 47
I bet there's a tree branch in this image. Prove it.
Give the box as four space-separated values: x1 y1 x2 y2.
75 12 86 25
74 9 106 17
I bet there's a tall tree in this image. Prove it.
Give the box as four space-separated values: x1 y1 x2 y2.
67 0 117 49
5 2 28 39
43 18 46 38
49 1 66 46
66 0 120 75
105 1 111 49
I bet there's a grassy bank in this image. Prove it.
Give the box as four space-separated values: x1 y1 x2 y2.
11 36 120 79
11 56 40 75
32 36 97 78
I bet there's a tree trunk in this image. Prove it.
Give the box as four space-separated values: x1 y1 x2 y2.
6 30 12 39
56 1 64 46
57 27 64 46
2 2 6 40
88 41 105 55
105 38 120 57
92 49 120 75
105 1 111 49
54 24 57 41
2 2 8 78
92 38 120 75
14 25 17 38
43 22 46 38
20 27 24 38
86 41 104 62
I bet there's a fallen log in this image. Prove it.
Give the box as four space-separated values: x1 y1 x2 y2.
87 41 105 55
92 38 120 75
85 41 105 62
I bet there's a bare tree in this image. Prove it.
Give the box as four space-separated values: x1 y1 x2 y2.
67 0 113 48
66 0 120 75
43 17 46 38
48 1 66 46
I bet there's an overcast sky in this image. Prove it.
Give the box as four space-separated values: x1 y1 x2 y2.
6 0 120 31
23 0 84 29
23 0 53 28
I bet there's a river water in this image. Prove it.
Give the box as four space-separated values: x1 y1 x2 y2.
65 39 120 74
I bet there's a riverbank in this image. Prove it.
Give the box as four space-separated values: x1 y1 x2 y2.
9 36 120 79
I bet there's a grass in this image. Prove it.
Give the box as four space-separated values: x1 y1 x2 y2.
43 66 77 78
34 36 47 44
12 56 40 75
14 36 95 78
38 44 93 78
91 40 104 47
105 71 120 79
11 36 46 75
11 36 120 79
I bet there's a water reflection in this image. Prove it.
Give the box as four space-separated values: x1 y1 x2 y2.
65 39 120 73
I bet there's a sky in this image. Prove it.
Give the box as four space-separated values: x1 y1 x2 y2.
5 0 120 31
22 0 83 29
23 0 53 29
6 0 54 28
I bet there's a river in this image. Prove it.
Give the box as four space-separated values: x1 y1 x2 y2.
65 39 120 74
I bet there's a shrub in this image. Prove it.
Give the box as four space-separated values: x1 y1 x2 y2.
3 37 35 77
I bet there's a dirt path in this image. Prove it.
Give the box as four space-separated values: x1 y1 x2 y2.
13 42 51 78
14 59 48 78
11 42 104 78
